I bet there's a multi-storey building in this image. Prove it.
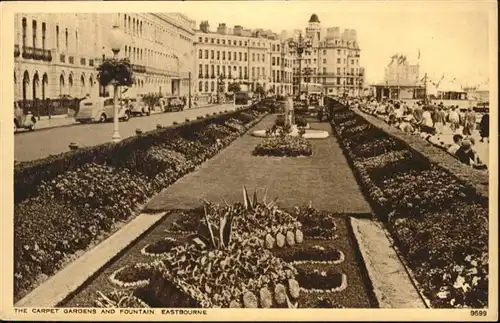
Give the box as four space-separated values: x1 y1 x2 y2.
290 14 365 96
193 21 293 96
384 55 420 87
14 13 194 107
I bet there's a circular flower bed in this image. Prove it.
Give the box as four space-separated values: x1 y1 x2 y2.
109 263 155 288
253 136 313 157
278 245 345 265
141 237 180 257
295 265 347 292
295 208 338 240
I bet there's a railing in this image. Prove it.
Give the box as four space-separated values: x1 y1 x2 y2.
22 46 34 59
198 74 203 79
80 58 86 66
60 54 66 63
21 46 51 61
14 44 20 57
69 56 74 64
132 64 146 73
89 59 94 67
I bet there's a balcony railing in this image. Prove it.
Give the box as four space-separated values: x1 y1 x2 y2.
60 54 66 63
89 59 94 67
21 46 52 61
198 74 203 79
69 56 74 64
80 58 86 66
14 44 20 57
132 64 146 73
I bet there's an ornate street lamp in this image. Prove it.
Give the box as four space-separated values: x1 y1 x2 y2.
288 33 312 100
98 24 131 143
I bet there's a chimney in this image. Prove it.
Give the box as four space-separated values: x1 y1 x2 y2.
217 23 227 35
233 25 243 36
199 21 210 33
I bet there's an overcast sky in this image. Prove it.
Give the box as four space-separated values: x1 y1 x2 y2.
161 0 493 86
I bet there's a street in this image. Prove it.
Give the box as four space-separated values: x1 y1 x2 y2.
14 103 235 162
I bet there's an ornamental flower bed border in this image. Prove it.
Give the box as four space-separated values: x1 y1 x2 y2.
325 98 488 309
14 107 268 302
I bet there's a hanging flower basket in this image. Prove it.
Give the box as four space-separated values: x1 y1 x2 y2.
97 58 134 87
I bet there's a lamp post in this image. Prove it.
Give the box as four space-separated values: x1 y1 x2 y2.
304 67 313 97
216 74 224 104
288 33 312 101
108 24 125 143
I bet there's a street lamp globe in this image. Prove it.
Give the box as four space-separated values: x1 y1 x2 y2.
109 25 125 54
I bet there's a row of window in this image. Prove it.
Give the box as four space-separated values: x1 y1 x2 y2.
123 45 177 69
197 64 294 83
198 36 270 48
123 14 188 46
21 18 48 51
199 49 271 64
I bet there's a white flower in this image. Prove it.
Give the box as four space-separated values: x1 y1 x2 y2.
453 265 464 273
437 291 449 299
465 255 472 262
468 267 478 275
453 275 467 290
320 271 327 277
472 276 481 286
450 298 456 306
470 260 478 266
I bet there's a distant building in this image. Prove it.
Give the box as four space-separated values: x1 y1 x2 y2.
384 55 419 87
193 21 294 96
289 14 365 96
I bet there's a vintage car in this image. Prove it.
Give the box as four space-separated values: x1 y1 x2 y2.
164 96 185 112
14 101 37 132
125 96 151 117
75 97 131 123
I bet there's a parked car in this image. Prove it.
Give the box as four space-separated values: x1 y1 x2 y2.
75 97 131 123
125 97 150 117
164 96 185 112
14 102 36 132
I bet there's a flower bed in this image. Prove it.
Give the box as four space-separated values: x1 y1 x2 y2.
14 107 267 302
275 245 345 265
294 207 337 240
253 135 313 157
109 263 155 288
141 237 180 257
295 265 348 292
327 98 489 308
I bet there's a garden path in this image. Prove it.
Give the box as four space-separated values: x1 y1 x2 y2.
145 115 372 214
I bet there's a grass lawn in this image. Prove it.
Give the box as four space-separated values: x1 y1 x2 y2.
61 115 376 308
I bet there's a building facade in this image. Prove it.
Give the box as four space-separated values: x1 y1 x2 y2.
14 12 195 106
384 55 419 87
193 21 293 96
289 14 365 96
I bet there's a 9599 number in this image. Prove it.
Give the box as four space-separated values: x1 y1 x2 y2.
470 310 487 316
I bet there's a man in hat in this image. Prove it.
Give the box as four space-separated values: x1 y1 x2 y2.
455 139 481 166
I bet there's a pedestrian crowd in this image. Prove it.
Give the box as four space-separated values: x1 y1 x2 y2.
352 97 489 169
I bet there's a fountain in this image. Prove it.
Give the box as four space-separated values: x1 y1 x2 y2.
252 96 329 139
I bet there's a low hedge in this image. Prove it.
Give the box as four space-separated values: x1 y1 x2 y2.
326 98 488 308
14 106 267 302
14 108 253 204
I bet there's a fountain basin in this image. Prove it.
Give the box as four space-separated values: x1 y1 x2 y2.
252 129 329 139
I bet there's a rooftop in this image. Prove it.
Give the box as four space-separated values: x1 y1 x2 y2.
309 14 320 23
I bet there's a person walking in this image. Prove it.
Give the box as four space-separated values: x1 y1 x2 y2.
449 107 460 132
479 113 489 142
433 106 445 135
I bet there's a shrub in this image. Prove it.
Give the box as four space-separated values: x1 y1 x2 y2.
328 99 489 308
253 136 313 157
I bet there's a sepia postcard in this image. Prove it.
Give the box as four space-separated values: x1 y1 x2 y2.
0 0 498 321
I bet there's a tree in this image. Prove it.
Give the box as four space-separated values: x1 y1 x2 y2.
255 83 266 97
227 82 241 93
